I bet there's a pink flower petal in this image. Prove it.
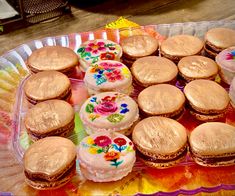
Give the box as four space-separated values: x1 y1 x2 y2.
92 50 99 54
88 43 95 47
85 47 92 52
98 47 106 51
97 42 105 47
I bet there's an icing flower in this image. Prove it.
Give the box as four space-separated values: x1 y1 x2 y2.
100 62 123 68
105 69 123 82
94 101 118 115
85 42 106 54
83 134 133 168
101 96 116 102
100 52 115 60
104 151 120 161
94 136 112 147
226 50 235 60
114 137 127 146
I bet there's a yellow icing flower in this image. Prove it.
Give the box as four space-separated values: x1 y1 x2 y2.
89 147 97 154
87 137 95 145
121 67 130 78
88 113 100 121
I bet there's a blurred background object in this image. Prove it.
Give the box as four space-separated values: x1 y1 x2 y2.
0 0 70 34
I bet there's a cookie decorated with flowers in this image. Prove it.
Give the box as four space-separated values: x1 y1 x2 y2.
78 132 136 182
216 47 235 84
79 92 139 135
84 60 133 95
77 39 122 71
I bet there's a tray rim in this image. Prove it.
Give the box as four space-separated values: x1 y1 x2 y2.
1 19 235 195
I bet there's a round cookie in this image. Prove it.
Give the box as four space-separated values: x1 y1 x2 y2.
84 60 133 95
78 132 136 182
131 56 178 87
160 35 204 63
184 79 230 121
79 92 139 135
27 46 79 75
215 47 235 84
24 100 75 141
23 136 76 189
178 55 219 81
132 116 188 168
137 84 185 119
77 39 122 71
24 71 71 104
120 35 159 66
204 28 235 59
189 122 235 167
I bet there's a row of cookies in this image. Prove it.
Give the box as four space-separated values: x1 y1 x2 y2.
22 46 80 189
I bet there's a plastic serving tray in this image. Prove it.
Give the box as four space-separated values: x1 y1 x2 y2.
0 20 235 195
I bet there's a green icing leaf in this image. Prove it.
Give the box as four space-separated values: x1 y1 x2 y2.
110 160 123 168
107 114 124 123
86 104 94 113
77 47 85 53
91 56 99 63
97 149 103 153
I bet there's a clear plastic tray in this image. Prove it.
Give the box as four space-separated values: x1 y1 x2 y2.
0 20 235 195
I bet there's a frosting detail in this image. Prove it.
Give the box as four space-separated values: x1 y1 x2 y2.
226 50 235 60
90 62 130 85
77 41 120 64
85 94 129 123
82 135 134 168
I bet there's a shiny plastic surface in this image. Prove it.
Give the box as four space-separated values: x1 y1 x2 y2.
0 20 235 195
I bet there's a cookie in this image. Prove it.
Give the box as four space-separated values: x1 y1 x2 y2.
132 116 188 168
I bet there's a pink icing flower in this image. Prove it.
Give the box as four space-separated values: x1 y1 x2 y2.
85 42 106 54
226 51 235 60
94 136 112 147
105 69 123 82
100 62 123 69
94 101 118 115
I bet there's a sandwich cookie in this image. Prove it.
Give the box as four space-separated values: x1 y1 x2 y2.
24 71 71 104
189 122 235 167
178 55 219 82
184 79 230 121
78 132 136 182
137 84 185 119
77 39 122 71
79 92 139 135
132 116 188 168
160 35 204 63
23 136 77 189
120 35 159 66
24 100 75 141
27 46 79 75
84 60 133 96
131 56 178 87
215 47 235 84
204 28 235 59
229 77 235 108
